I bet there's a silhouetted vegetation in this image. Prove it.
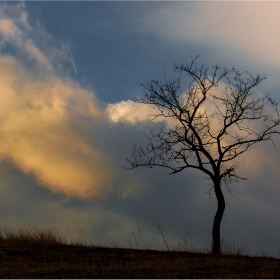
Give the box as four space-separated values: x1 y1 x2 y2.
126 55 280 254
0 226 279 278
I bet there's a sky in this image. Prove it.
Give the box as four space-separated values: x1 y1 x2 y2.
1 1 280 256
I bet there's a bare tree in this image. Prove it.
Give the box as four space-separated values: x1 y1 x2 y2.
125 56 280 255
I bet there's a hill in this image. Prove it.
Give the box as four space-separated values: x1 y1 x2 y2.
0 227 279 278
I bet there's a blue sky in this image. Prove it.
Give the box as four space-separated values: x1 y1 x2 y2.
1 1 280 256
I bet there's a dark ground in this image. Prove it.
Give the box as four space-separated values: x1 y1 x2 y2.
0 242 280 278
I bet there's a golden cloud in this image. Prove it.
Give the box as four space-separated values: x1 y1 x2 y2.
106 100 176 127
106 100 156 124
0 19 17 36
0 55 113 199
25 43 53 71
0 3 115 199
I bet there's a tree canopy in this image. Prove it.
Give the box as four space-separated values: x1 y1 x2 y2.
125 56 280 254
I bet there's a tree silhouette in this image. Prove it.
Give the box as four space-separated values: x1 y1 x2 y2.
125 56 280 255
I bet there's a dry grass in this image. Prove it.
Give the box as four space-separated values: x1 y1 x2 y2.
0 226 279 278
0 226 68 245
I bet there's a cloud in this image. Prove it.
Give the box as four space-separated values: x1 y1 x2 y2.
195 2 280 68
0 3 30 46
106 74 279 186
136 2 280 68
0 19 17 36
0 2 61 76
106 100 163 124
1 1 280 257
25 42 53 71
0 3 113 199
0 55 113 199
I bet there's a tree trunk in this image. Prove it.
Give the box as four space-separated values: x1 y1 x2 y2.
212 180 225 255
